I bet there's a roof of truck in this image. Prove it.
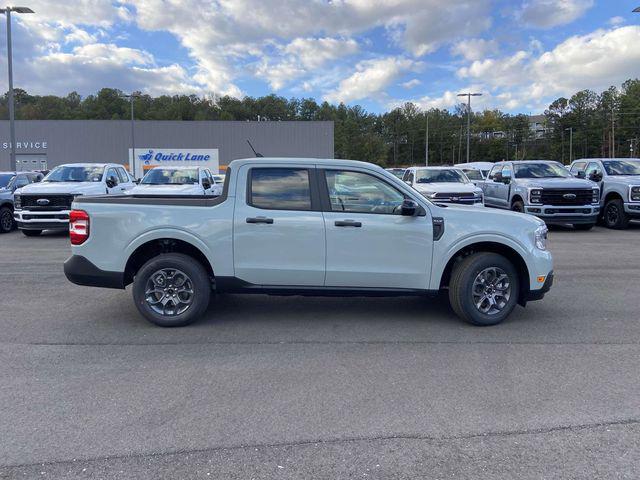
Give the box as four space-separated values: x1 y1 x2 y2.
228 157 385 171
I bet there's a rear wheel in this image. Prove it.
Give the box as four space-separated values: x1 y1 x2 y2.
132 253 211 327
511 200 525 213
21 229 42 237
0 206 14 233
448 252 520 326
573 223 595 231
603 198 629 229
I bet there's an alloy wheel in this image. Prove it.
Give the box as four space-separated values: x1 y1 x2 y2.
144 268 194 316
472 267 511 315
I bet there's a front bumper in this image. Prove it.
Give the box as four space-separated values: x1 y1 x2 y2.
624 202 640 218
524 204 599 225
64 255 125 289
526 271 554 302
14 209 70 230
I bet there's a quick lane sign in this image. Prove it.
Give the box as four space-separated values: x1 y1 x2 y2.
129 148 219 178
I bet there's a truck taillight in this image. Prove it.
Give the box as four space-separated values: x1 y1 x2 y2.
69 210 90 245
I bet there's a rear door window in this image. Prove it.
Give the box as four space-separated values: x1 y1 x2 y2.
249 168 312 211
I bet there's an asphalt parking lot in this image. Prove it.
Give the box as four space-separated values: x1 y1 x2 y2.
1 225 640 479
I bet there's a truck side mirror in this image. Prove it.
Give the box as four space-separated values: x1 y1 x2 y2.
575 170 586 179
400 199 418 216
589 172 602 182
493 172 503 182
202 179 211 190
106 176 118 188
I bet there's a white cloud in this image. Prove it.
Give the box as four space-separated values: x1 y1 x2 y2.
608 16 625 26
325 56 420 103
284 37 359 70
451 38 499 61
401 79 422 89
517 0 594 29
453 25 640 111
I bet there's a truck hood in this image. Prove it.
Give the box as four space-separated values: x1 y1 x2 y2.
131 184 203 195
432 201 545 232
15 182 106 196
414 183 481 194
516 177 596 189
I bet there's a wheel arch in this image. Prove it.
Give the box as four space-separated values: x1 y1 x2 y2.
603 190 623 204
438 240 531 306
124 237 214 287
511 194 524 206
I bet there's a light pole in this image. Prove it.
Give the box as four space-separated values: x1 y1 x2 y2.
425 114 429 166
564 127 573 164
457 92 482 163
121 92 140 177
0 6 34 171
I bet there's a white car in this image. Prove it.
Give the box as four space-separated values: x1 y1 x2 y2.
13 163 135 236
402 166 484 206
131 167 223 196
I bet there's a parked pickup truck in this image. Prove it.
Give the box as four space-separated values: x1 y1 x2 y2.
14 163 135 236
131 166 223 196
402 166 484 206
0 171 44 233
64 158 553 327
481 160 600 230
569 158 640 229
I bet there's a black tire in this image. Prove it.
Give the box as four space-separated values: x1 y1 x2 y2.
21 229 42 237
0 206 14 233
511 200 525 213
573 223 595 231
448 252 520 326
603 198 629 230
132 253 211 327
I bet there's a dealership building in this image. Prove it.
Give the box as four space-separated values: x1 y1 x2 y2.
0 120 334 176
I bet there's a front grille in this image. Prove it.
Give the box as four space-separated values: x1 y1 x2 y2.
540 189 593 206
20 194 74 210
433 192 481 204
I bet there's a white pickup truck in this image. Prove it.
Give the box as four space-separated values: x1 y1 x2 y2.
14 163 135 236
64 158 553 327
131 166 223 196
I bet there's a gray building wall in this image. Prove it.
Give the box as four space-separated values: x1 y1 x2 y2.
0 120 334 171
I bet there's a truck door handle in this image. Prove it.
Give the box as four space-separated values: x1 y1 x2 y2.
335 220 362 227
246 216 274 224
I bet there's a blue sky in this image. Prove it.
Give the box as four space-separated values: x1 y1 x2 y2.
1 0 639 114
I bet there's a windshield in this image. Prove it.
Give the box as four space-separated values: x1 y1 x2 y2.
513 163 570 179
44 166 105 183
602 160 640 176
461 169 483 180
0 173 15 188
415 169 467 184
141 168 198 185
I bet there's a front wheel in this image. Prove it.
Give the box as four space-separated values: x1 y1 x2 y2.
21 229 42 237
573 223 595 231
603 198 629 230
0 206 14 233
132 253 211 327
448 252 520 326
511 200 524 213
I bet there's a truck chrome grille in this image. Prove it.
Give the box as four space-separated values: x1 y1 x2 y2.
432 192 481 204
540 189 593 206
20 194 74 210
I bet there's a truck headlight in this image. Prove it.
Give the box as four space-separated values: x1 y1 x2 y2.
534 225 548 250
14 194 21 209
592 188 600 204
631 186 640 202
529 188 543 204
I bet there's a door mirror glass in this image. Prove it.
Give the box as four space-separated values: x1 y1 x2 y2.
400 199 418 216
106 176 118 188
575 170 586 179
202 179 211 190
588 172 602 182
